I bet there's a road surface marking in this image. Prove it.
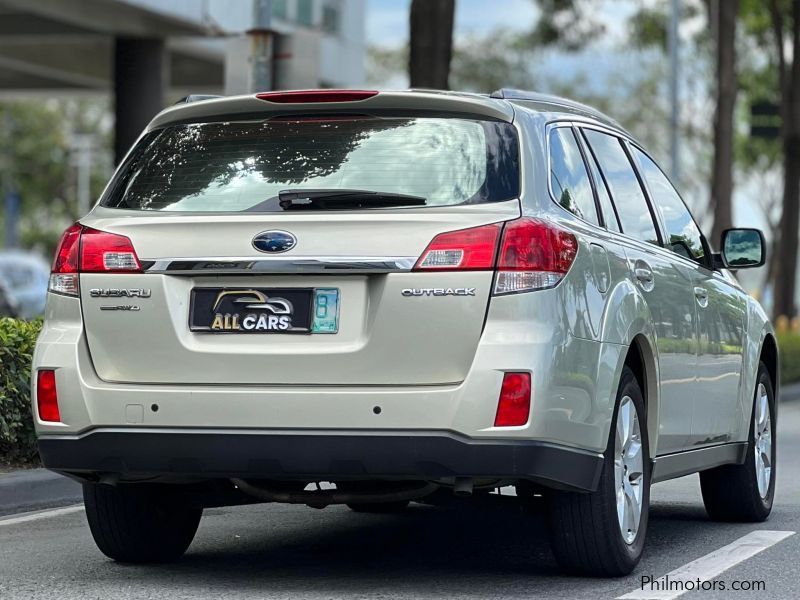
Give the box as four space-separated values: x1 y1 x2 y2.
618 530 795 600
0 504 84 528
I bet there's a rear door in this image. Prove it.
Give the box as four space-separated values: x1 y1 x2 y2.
80 112 521 386
582 127 699 455
691 271 747 445
630 146 746 447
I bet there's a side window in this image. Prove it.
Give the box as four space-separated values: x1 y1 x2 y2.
579 131 621 232
583 129 660 245
631 147 706 262
549 127 599 226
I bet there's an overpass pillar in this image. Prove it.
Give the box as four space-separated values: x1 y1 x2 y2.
113 37 167 165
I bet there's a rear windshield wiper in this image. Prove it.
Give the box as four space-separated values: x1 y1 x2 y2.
246 189 427 211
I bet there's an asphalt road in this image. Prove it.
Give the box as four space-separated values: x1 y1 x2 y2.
2 400 799 600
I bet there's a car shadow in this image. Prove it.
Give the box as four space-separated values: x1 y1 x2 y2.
82 497 767 598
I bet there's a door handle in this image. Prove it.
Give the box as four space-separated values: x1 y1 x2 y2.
694 286 709 307
634 268 654 284
633 260 655 291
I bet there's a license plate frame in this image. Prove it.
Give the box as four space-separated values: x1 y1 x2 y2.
189 287 339 334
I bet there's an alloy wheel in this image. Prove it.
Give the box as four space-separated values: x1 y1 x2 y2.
614 395 644 544
754 383 773 499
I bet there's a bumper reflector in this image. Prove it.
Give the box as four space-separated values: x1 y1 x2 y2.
36 370 61 423
494 372 531 427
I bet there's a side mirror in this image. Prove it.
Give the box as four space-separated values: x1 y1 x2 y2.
720 228 766 269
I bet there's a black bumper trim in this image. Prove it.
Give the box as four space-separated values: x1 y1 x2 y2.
38 429 604 492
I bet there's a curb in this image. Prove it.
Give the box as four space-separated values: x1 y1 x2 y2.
0 469 82 517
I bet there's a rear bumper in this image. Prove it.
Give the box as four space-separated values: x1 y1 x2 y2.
38 429 604 492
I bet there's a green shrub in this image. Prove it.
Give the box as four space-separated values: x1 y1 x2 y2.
0 318 42 466
777 332 800 385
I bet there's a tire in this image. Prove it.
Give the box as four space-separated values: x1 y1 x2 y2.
347 500 410 513
547 366 651 576
700 362 776 522
83 483 202 563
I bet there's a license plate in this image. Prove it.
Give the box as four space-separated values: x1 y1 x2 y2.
189 288 339 334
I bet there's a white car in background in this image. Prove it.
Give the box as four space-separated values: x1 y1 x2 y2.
0 274 18 317
0 251 50 319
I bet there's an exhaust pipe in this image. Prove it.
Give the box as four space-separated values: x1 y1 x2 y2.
453 477 474 497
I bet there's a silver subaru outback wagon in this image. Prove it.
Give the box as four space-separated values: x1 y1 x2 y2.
32 89 777 576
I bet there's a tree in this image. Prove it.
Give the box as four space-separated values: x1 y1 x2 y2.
404 0 602 91
370 29 538 92
624 1 716 225
449 31 537 92
0 98 111 255
409 0 456 89
708 0 739 246
770 0 800 318
529 0 605 50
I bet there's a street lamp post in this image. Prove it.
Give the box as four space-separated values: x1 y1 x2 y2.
249 0 274 93
1 112 20 249
70 134 94 218
669 0 681 184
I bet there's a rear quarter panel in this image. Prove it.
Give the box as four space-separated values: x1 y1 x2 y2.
513 106 661 455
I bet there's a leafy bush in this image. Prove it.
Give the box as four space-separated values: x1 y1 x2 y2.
777 332 800 386
0 318 42 466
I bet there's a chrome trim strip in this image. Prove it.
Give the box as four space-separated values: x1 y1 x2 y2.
142 256 417 275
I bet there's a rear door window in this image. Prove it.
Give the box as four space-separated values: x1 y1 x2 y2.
582 129 660 245
102 117 520 212
631 147 706 263
548 127 599 225
578 131 621 232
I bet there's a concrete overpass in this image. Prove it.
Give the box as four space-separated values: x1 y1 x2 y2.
0 0 366 161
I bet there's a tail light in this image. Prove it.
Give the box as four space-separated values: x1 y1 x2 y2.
494 372 531 427
494 218 578 294
79 227 142 272
49 223 82 296
49 224 142 297
414 223 502 270
414 218 577 294
36 370 61 423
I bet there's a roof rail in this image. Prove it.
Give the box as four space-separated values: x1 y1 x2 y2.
491 88 625 131
491 88 603 113
174 94 223 105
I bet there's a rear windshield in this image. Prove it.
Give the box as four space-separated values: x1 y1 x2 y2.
102 117 520 212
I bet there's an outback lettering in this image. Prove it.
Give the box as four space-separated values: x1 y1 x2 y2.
401 287 477 297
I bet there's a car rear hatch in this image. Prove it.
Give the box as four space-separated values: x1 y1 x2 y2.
70 91 522 385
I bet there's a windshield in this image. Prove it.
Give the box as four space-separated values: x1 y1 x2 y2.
102 116 520 212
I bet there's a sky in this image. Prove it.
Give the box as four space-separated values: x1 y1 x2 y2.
365 0 641 94
367 0 537 46
366 0 634 47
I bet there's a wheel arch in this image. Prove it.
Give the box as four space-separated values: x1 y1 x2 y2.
621 333 660 457
598 268 660 455
759 332 779 397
